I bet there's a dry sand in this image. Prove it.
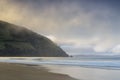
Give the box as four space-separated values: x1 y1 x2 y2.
0 63 77 80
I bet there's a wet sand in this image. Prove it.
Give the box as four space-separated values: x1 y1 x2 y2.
43 65 120 80
0 63 77 80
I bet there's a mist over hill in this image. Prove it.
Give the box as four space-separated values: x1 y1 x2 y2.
0 21 68 57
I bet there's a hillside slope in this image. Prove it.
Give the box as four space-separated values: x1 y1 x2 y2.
0 21 68 57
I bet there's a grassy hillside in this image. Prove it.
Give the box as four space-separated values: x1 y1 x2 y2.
0 21 68 57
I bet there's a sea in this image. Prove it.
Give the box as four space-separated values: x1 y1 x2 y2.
0 56 120 80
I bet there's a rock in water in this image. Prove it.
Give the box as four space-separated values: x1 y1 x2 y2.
0 21 68 57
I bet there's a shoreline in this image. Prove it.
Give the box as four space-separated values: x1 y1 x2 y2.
0 62 77 80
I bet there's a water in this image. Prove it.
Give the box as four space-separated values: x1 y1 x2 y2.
0 57 120 80
0 57 120 70
0 57 120 69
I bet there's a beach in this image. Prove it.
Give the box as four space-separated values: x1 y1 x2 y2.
0 62 77 80
43 65 120 80
0 57 120 80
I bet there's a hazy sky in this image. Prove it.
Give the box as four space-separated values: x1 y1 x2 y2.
0 0 120 55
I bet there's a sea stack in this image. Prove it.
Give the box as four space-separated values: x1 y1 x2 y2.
0 21 68 57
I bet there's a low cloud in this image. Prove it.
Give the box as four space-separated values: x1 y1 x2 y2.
0 0 120 55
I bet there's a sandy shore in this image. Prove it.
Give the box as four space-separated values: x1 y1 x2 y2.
0 63 77 80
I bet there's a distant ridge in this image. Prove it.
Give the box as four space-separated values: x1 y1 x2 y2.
0 20 68 57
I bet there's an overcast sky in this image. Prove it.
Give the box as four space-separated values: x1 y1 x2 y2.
0 0 120 55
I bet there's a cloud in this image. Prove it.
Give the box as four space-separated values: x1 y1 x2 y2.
0 0 120 55
46 35 57 42
111 45 120 53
